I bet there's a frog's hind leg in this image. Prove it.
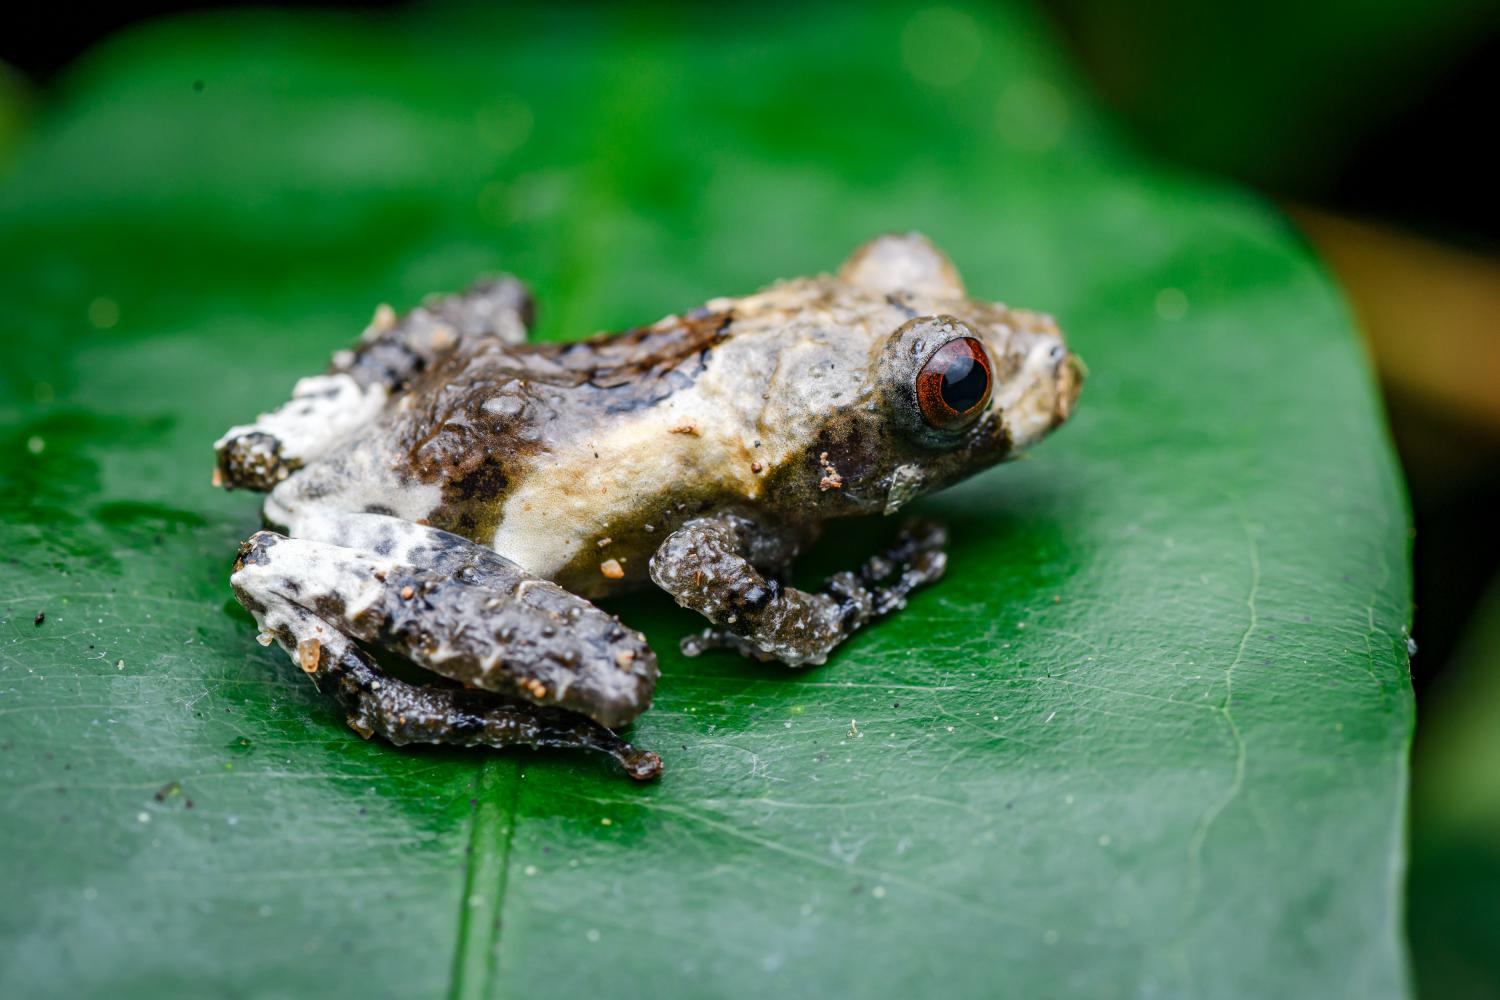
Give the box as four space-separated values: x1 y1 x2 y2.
226 515 657 779
241 594 660 779
260 510 660 728
230 516 662 780
214 275 533 492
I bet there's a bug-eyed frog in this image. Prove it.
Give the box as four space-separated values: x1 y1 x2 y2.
215 233 1082 779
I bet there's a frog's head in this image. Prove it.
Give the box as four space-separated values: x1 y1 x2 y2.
805 232 1082 515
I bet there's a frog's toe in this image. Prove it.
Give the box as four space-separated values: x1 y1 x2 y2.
679 627 782 663
215 430 297 492
858 518 948 615
618 745 664 781
232 529 283 573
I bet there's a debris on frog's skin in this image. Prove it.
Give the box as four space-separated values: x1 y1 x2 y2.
818 452 844 492
214 233 1079 780
33 612 44 626
297 636 321 674
370 303 397 333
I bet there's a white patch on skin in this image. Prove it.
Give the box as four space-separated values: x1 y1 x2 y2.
289 508 445 567
215 374 387 465
233 537 393 616
263 445 443 533
491 386 752 579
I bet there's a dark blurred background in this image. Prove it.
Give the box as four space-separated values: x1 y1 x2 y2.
5 2 1500 994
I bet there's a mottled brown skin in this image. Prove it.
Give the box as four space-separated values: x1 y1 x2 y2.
389 308 734 545
215 233 1081 779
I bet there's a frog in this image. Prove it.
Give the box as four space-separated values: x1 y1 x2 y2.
214 233 1082 780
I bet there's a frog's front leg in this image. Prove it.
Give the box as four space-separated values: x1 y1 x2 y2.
230 513 661 779
649 515 948 667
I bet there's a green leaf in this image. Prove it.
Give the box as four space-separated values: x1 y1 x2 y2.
0 4 1413 998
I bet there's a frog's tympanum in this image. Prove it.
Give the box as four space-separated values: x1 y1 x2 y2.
215 234 1081 779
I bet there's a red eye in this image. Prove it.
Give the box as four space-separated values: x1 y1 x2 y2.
916 337 992 429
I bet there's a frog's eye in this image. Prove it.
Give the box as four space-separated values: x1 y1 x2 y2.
916 337 992 429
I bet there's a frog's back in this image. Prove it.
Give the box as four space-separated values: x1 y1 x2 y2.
262 267 943 593
263 305 749 580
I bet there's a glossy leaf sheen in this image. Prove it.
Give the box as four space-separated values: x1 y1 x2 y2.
0 4 1413 998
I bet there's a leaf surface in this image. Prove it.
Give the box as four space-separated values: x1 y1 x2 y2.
0 4 1413 998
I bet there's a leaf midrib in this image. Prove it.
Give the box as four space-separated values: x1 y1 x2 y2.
447 42 657 994
450 759 520 1000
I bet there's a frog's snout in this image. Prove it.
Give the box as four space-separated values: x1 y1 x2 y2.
1054 347 1084 425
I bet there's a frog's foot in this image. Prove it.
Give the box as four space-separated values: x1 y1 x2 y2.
652 517 948 667
230 516 661 780
214 375 387 491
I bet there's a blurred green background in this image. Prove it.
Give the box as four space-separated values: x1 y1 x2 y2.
1040 4 1500 996
4 1 1499 996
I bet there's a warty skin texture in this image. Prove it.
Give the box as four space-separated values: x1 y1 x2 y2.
215 233 1081 778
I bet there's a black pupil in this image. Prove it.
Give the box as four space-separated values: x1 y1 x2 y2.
939 353 987 412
